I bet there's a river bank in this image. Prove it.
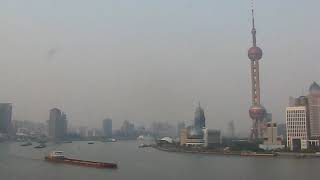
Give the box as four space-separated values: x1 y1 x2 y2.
153 146 320 158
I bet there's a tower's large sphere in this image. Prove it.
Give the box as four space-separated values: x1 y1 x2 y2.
248 46 263 60
249 105 266 120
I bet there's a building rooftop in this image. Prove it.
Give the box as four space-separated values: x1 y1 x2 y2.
309 81 320 93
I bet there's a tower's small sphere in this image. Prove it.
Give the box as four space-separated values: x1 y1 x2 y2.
249 105 266 120
248 46 263 60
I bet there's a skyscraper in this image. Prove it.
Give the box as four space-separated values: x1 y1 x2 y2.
228 120 235 138
308 82 320 139
48 108 67 139
0 103 12 135
103 118 112 138
247 3 266 140
286 106 309 151
194 103 205 130
285 95 320 151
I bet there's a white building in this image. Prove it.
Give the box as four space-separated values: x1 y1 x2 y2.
286 106 309 150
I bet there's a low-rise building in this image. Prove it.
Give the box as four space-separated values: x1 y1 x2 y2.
203 128 221 148
180 128 187 146
180 127 222 147
259 122 284 150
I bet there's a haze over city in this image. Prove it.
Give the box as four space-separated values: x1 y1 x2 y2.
0 0 320 133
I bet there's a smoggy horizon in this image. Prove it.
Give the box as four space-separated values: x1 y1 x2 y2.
1 0 320 134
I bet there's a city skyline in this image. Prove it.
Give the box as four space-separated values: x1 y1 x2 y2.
1 0 320 133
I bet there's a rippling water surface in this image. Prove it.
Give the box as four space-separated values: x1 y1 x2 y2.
0 141 319 180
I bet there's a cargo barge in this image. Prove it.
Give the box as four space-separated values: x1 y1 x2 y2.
45 151 117 169
240 151 277 157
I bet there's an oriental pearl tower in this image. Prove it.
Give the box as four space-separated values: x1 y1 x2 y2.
248 2 266 141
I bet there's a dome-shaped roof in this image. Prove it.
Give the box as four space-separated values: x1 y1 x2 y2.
248 46 263 60
309 82 320 93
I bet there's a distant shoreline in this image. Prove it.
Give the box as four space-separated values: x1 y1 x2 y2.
153 146 320 159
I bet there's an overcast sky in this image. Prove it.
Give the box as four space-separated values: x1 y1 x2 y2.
0 0 320 134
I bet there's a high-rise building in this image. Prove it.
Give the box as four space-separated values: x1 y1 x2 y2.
78 127 88 137
120 120 135 137
48 108 67 139
227 120 235 138
308 82 320 139
286 106 309 151
247 4 267 140
194 103 205 130
103 118 112 138
0 103 12 135
277 123 287 141
177 121 185 137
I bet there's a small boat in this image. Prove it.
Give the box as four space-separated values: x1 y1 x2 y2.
21 141 32 146
63 141 73 143
103 138 117 142
88 141 94 144
45 151 117 169
34 143 46 148
138 143 151 148
137 135 144 140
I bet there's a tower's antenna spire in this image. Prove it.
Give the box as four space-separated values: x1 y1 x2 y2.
251 0 257 47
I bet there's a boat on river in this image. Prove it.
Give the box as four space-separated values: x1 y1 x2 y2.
138 143 152 148
21 141 32 146
240 151 277 157
34 143 46 149
102 138 117 142
45 151 117 169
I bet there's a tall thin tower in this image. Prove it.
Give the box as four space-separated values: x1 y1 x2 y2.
248 1 266 140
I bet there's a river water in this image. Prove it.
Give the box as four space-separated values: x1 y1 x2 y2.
0 141 319 180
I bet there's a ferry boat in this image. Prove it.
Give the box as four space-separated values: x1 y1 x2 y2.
45 151 117 169
240 151 276 157
138 143 151 148
34 143 46 149
102 138 117 142
21 141 32 146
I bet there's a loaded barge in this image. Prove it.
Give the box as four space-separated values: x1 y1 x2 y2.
45 151 117 169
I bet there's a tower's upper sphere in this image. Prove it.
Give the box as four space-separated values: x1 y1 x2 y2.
249 105 266 120
248 46 263 60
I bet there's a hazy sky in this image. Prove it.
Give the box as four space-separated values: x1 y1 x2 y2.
0 0 320 134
